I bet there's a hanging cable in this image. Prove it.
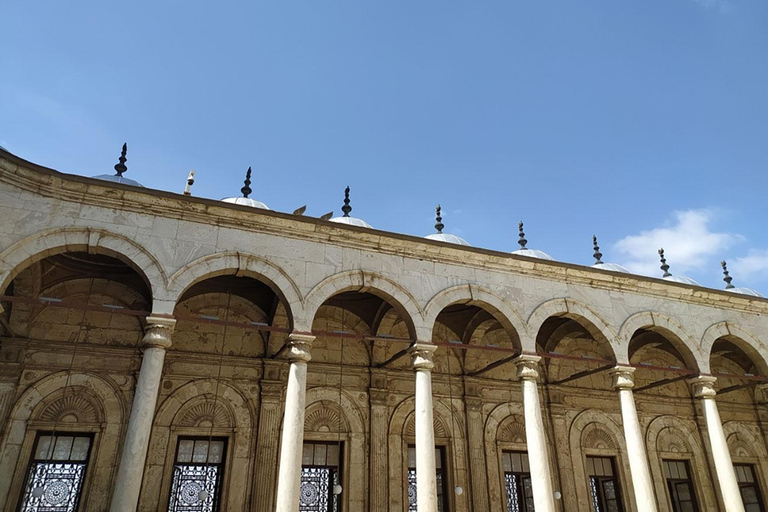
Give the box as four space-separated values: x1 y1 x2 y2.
446 342 463 498
333 307 345 502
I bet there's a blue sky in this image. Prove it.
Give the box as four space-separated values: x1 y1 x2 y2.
2 0 767 290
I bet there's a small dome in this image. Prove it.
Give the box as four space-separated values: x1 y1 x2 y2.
221 196 269 209
330 216 372 228
727 287 765 298
592 262 631 273
93 143 143 187
663 275 701 286
426 233 470 246
424 205 470 246
221 167 270 209
511 222 553 260
93 174 144 187
329 186 372 228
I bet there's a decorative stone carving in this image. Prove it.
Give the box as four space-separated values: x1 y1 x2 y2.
305 406 347 433
408 342 436 371
39 394 98 423
688 375 717 399
497 415 526 444
285 333 314 363
513 354 541 381
658 427 692 454
142 316 176 349
179 400 231 428
405 415 447 439
609 366 635 390
727 433 754 458
583 425 617 450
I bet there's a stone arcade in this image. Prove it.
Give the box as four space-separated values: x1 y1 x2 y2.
0 147 767 512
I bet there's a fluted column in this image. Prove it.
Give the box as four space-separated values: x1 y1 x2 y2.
369 370 390 512
465 395 490 511
689 376 745 512
253 362 287 512
514 355 556 512
275 333 315 512
610 366 658 512
110 316 175 512
410 342 438 512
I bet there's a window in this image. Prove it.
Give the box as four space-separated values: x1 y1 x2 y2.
300 441 342 512
168 438 226 512
19 433 93 512
407 446 448 512
663 460 699 512
502 451 534 512
586 456 624 512
735 464 765 512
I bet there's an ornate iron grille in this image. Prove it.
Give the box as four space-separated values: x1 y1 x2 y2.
407 469 418 512
20 462 87 512
168 465 220 512
300 467 334 512
505 473 520 512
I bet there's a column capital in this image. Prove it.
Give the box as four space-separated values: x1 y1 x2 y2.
688 375 717 399
514 354 542 381
409 342 437 371
141 316 176 349
609 366 636 390
286 333 315 363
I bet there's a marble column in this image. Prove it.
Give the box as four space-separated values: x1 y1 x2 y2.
110 316 175 512
514 354 556 512
689 375 745 512
610 366 658 512
274 333 315 512
410 342 438 512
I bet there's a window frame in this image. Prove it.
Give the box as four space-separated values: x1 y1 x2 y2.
300 440 345 512
406 444 451 512
501 450 534 512
662 458 700 512
733 463 765 512
585 455 625 512
17 431 96 512
166 436 229 512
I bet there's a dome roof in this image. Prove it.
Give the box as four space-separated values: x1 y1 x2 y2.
721 261 764 298
657 248 699 286
590 236 630 273
424 205 470 246
329 186 372 228
511 222 553 260
221 167 270 210
93 143 143 187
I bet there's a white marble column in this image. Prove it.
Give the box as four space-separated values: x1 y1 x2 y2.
610 366 658 512
689 375 746 512
514 355 556 512
410 342 438 512
274 333 315 512
110 316 175 512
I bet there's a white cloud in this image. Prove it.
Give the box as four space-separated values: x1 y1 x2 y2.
614 209 742 277
730 250 768 280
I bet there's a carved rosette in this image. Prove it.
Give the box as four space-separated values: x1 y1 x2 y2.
514 354 541 382
688 375 717 399
286 333 315 363
609 366 635 391
408 342 437 371
141 316 176 349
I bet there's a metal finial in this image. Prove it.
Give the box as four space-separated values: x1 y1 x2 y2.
721 260 735 289
659 248 671 277
114 143 127 177
183 170 195 196
517 221 528 249
435 205 444 233
241 167 252 198
592 235 603 264
341 186 352 217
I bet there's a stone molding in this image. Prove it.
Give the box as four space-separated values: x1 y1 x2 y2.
609 365 635 391
408 342 436 371
285 333 315 363
688 375 718 399
514 354 541 381
142 316 176 349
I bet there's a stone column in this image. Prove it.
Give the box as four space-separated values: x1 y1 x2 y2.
465 395 490 512
110 316 175 512
410 342 438 512
514 355 556 512
274 333 315 512
610 366 658 512
369 370 390 512
689 376 745 512
253 362 287 512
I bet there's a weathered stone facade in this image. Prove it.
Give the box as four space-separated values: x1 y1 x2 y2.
0 148 766 512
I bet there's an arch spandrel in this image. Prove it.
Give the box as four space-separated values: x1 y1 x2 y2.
166 252 301 327
700 321 768 376
301 270 424 339
617 311 704 371
423 284 527 349
0 227 167 305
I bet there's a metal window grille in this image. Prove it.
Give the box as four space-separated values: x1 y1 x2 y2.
300 442 341 512
168 438 226 512
407 446 447 512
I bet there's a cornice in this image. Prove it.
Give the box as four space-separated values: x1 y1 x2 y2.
2 150 767 316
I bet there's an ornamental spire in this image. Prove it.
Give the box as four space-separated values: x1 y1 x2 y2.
658 248 671 277
721 260 735 289
517 221 528 249
592 235 604 264
435 205 444 234
241 167 253 198
341 186 352 217
114 143 127 177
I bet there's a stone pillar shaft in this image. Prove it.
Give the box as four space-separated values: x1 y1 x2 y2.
515 355 556 512
610 366 658 512
690 376 745 512
410 342 438 512
274 333 315 512
110 316 175 512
